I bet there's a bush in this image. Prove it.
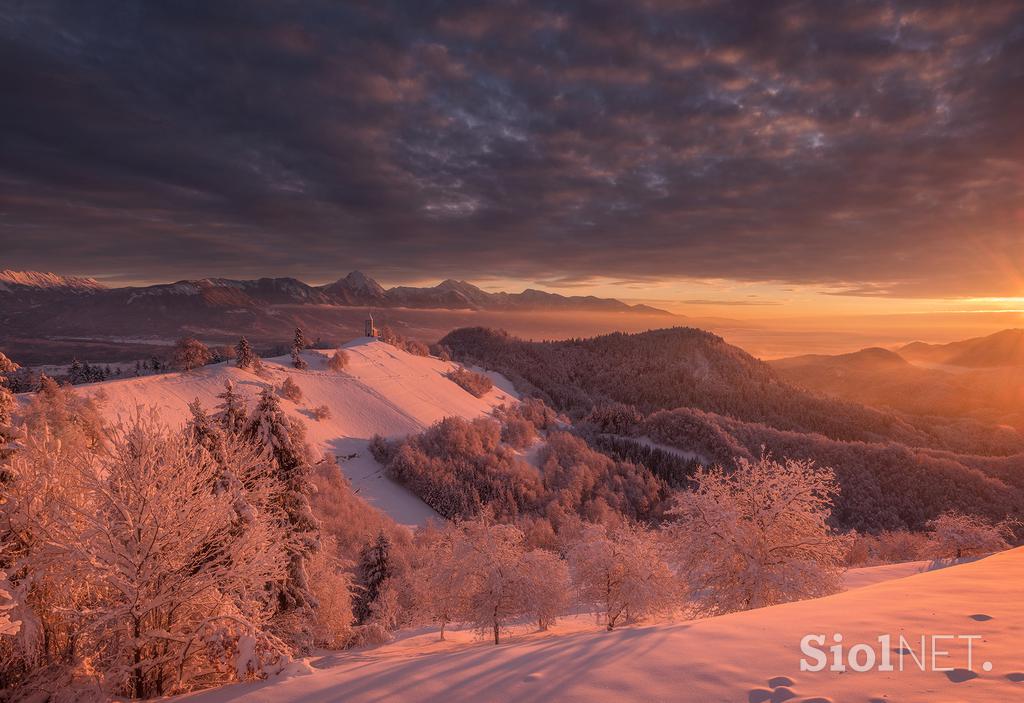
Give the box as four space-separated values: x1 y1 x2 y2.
446 368 493 398
327 350 350 371
312 405 331 421
277 376 303 402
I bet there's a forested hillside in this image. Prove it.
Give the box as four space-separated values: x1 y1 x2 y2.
441 327 1024 531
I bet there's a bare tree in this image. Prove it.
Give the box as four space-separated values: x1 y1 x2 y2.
668 453 847 614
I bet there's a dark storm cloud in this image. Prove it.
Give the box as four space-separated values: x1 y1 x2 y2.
1 0 1022 296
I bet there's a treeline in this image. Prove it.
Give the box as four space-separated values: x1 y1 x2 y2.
439 327 1024 456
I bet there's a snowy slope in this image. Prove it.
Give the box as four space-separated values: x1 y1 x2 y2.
77 338 517 526
178 548 1024 703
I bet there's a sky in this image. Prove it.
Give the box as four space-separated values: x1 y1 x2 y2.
1 0 1023 322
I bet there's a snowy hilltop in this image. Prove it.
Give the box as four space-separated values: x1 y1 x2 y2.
79 336 517 526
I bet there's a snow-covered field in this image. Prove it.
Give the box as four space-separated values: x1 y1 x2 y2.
77 338 517 527
177 548 1024 703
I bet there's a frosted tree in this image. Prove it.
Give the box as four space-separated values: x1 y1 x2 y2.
668 453 847 614
0 569 20 638
0 351 18 374
277 376 303 403
566 522 677 630
215 380 248 435
173 337 212 371
927 511 1015 559
247 388 320 611
354 532 394 624
409 523 467 641
452 517 527 644
0 385 18 465
235 337 256 370
1 412 293 698
327 349 349 372
291 328 308 370
517 549 570 631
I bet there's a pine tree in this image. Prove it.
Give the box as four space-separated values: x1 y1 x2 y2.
235 337 256 369
354 532 393 624
291 328 308 370
214 380 248 435
247 388 319 611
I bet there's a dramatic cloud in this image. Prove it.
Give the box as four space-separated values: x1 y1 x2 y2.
1 0 1022 296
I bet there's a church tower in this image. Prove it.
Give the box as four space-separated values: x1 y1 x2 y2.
364 312 379 338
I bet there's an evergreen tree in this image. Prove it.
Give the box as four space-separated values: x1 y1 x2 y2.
354 531 394 624
235 337 256 369
247 388 319 611
214 380 248 435
291 328 308 370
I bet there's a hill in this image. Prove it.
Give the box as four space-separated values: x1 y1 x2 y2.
773 342 1024 430
178 548 1024 703
439 327 1024 455
900 329 1024 368
60 337 517 527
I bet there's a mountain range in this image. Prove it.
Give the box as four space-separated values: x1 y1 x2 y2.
0 269 669 315
0 270 673 364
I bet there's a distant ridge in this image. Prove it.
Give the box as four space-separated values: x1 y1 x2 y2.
0 269 672 316
0 270 105 292
899 329 1024 367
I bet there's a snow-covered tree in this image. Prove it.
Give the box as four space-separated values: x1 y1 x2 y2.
0 569 20 638
173 337 212 371
452 517 527 644
566 522 677 630
215 380 248 435
0 351 18 374
517 549 570 631
927 511 1015 559
235 337 256 370
0 385 18 466
409 523 467 641
327 349 349 372
277 376 303 403
1 412 293 698
668 453 847 614
306 539 354 648
354 532 394 625
247 388 319 612
291 329 308 370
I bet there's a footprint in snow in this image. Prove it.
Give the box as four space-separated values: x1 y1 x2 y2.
1006 672 1024 682
768 676 795 688
945 668 979 683
968 613 993 621
770 687 798 702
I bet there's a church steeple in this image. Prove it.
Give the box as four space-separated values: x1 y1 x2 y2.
364 312 379 338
